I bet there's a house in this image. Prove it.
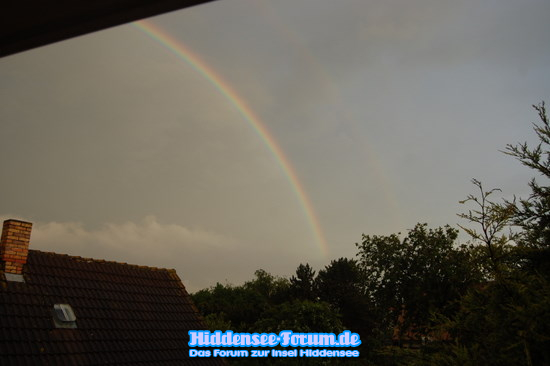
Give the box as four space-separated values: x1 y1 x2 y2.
391 306 451 348
0 219 225 365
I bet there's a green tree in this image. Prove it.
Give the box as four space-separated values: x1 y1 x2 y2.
253 299 343 333
289 263 316 301
504 101 550 276
243 269 291 306
435 103 550 366
439 178 550 366
356 224 482 345
192 282 266 331
316 258 365 308
192 269 352 366
315 258 373 338
457 178 518 278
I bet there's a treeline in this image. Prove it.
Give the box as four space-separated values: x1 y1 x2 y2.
191 104 550 365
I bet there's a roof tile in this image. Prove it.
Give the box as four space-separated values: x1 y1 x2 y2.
1 250 225 365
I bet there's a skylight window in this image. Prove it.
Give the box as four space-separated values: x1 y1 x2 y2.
3 273 25 283
52 304 77 329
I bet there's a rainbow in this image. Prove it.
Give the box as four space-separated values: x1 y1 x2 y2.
133 19 329 257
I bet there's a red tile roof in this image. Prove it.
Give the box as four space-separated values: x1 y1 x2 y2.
0 250 225 365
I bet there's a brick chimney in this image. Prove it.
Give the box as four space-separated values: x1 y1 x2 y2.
1 219 32 274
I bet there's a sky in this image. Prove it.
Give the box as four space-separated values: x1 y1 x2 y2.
1 0 549 292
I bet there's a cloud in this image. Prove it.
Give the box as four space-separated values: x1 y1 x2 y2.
0 215 239 292
34 215 228 251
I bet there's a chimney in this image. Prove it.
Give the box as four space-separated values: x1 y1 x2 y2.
1 219 32 275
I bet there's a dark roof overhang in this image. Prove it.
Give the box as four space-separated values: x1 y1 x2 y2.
1 0 217 57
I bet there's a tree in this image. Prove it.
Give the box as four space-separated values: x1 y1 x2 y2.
356 223 483 344
192 282 267 332
503 102 550 276
441 188 550 366
289 263 317 301
457 178 518 278
191 269 352 366
315 258 374 341
243 269 291 306
316 258 365 306
435 103 550 366
253 299 343 334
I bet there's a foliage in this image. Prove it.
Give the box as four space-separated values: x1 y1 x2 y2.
503 102 550 248
356 223 483 344
315 257 374 347
191 269 291 332
503 102 550 279
243 269 291 307
253 299 343 334
442 273 550 366
192 283 264 332
457 178 519 278
190 103 550 365
434 103 550 365
192 268 348 366
289 263 316 301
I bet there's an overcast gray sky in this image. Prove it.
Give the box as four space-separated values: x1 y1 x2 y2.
1 0 549 292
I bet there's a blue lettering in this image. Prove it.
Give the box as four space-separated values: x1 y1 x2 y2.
189 349 211 357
